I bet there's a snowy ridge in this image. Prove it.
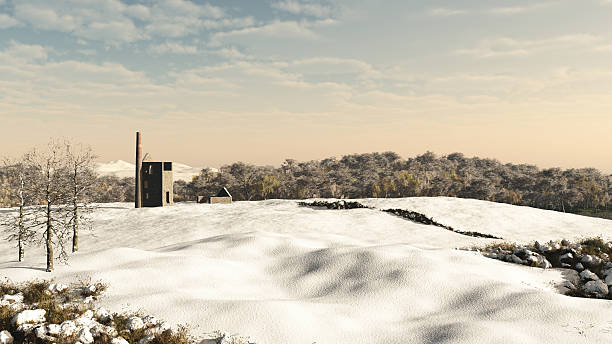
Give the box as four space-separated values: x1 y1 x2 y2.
1 197 612 343
95 160 216 182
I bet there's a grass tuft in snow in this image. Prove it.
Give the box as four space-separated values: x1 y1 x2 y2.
579 237 610 257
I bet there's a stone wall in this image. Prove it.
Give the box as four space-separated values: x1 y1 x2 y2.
209 196 232 204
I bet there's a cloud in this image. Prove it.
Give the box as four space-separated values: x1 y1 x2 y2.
148 42 199 54
143 1 250 38
78 49 97 56
8 0 250 44
212 47 250 60
124 4 151 20
487 6 529 15
1 40 48 62
13 1 141 43
159 0 224 19
209 17 340 46
145 21 195 38
456 38 530 58
14 3 78 31
5 0 316 47
271 0 333 18
290 57 384 83
0 13 19 28
212 20 319 44
427 3 555 17
200 17 255 30
79 20 143 43
428 8 467 16
486 2 555 15
456 35 603 58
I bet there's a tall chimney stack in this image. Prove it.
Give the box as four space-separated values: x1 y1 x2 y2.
135 132 142 208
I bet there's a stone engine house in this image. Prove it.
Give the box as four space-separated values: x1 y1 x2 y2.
141 161 174 207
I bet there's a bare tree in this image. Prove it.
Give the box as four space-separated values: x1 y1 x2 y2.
64 141 97 252
25 141 68 272
1 154 39 261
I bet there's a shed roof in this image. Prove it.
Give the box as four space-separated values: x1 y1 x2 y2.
216 187 232 197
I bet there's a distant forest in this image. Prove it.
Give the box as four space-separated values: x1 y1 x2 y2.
2 152 611 217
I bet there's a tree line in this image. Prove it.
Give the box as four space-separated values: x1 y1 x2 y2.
175 151 611 214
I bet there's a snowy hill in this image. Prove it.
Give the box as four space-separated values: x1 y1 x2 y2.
1 197 612 343
95 160 215 182
95 160 135 179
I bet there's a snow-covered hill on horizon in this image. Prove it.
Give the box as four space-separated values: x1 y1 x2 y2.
1 197 612 343
95 160 216 182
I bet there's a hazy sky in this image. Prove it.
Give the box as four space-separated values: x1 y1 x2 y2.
0 0 611 172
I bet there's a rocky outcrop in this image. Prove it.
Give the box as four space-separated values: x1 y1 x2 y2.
483 246 552 269
476 238 612 300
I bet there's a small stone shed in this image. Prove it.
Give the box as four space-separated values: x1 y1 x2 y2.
197 187 232 204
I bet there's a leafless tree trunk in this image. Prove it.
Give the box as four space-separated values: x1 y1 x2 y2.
18 181 25 261
72 175 78 252
46 195 53 272
1 156 39 262
25 141 67 272
64 141 97 253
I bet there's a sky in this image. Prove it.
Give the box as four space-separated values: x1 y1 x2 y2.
0 0 611 172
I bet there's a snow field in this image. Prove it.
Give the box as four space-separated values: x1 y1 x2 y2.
1 197 611 343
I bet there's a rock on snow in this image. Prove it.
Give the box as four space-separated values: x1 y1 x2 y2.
0 331 13 344
11 309 46 326
579 269 599 281
582 280 609 298
126 316 145 331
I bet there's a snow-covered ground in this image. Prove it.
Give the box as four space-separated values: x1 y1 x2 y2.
96 160 210 182
1 197 612 343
